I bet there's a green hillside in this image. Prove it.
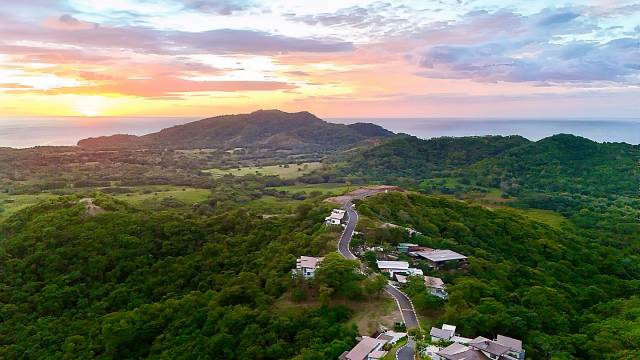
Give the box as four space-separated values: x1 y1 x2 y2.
355 192 640 359
0 195 357 359
341 133 639 197
469 134 640 197
343 134 529 180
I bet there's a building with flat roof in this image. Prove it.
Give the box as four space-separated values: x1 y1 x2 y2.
414 249 467 268
325 209 346 225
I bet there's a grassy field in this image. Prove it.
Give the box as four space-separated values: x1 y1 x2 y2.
205 162 323 179
513 208 570 228
0 193 57 220
0 186 212 222
113 187 210 208
272 183 353 196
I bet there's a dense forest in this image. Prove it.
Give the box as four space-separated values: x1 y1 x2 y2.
339 133 639 197
1 112 638 359
0 194 358 359
355 192 640 359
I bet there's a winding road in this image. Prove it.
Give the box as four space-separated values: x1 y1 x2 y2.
337 201 420 331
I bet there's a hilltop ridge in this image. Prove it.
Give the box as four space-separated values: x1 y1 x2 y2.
77 109 394 151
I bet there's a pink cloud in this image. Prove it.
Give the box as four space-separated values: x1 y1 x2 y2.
43 14 98 31
38 77 295 97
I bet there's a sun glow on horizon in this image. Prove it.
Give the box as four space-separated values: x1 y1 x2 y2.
72 95 110 117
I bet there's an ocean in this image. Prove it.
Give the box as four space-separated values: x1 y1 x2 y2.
331 118 640 145
0 117 638 148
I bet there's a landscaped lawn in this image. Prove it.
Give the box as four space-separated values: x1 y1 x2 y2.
204 162 323 179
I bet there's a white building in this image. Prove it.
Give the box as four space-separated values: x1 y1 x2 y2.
377 260 423 278
293 256 323 279
376 260 409 276
325 209 346 225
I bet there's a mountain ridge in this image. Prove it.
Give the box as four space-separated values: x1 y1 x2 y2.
77 109 394 151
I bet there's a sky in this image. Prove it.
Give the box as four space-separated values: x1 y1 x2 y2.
0 0 638 118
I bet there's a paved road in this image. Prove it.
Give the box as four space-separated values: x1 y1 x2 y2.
338 202 358 260
337 201 420 330
396 339 416 360
384 284 420 329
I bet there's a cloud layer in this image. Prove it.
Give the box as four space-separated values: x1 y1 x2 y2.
0 0 638 117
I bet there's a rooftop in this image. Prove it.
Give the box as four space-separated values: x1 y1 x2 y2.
376 260 409 270
438 342 468 356
430 327 454 340
496 335 523 351
439 348 492 360
425 276 445 289
297 256 323 269
469 337 510 356
345 336 387 360
415 249 467 262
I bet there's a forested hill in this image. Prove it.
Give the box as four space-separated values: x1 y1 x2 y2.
342 135 530 179
0 195 357 359
342 133 639 197
77 110 394 151
468 134 639 197
356 192 640 359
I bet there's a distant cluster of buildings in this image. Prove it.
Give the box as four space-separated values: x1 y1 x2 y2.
325 208 346 225
427 324 525 360
339 331 407 360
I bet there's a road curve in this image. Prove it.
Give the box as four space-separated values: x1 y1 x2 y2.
396 338 416 360
337 201 420 330
338 202 358 260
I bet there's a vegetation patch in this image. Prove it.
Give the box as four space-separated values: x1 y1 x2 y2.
205 162 323 179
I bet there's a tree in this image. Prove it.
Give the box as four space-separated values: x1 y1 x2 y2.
364 274 387 297
315 252 362 298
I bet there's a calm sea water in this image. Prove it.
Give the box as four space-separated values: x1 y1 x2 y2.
0 117 638 148
332 118 640 145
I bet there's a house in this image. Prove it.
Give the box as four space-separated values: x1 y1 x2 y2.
468 336 525 360
325 209 346 225
413 249 467 268
376 260 409 276
424 276 448 299
495 335 525 360
341 336 388 360
435 343 492 360
427 326 525 360
430 324 457 342
293 256 323 279
376 260 423 278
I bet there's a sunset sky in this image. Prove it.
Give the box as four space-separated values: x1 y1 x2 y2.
0 0 638 118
